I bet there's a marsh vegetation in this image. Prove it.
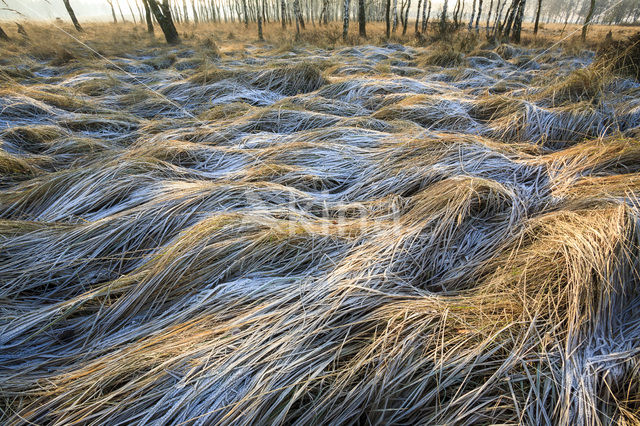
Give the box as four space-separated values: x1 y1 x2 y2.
0 19 640 425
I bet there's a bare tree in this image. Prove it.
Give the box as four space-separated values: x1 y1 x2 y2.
242 0 249 27
181 0 190 23
422 0 430 33
533 0 542 34
116 0 127 22
107 0 118 23
358 0 366 37
342 0 350 41
385 0 391 37
126 0 138 23
468 0 476 29
192 0 200 24
475 0 483 30
392 0 398 33
294 0 305 29
147 0 181 44
293 0 301 33
321 0 329 25
581 0 595 41
281 0 287 27
256 0 264 39
62 0 84 32
401 0 410 34
142 0 154 32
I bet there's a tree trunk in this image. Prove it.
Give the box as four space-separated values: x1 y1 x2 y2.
415 0 422 33
281 0 287 27
533 0 541 34
107 0 118 23
475 0 482 30
147 0 181 44
0 25 9 41
439 0 448 34
342 0 350 41
256 0 264 39
581 0 595 42
126 0 137 24
117 0 127 22
192 0 200 24
468 0 476 30
142 0 155 32
62 0 84 32
485 0 493 35
511 0 525 42
181 0 190 23
422 0 430 32
385 0 391 37
392 0 398 33
295 0 305 29
358 0 366 37
321 0 329 25
402 0 410 34
242 0 249 27
293 0 301 33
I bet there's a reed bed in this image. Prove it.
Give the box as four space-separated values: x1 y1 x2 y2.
0 29 639 426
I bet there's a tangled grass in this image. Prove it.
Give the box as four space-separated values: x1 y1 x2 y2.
1 25 640 425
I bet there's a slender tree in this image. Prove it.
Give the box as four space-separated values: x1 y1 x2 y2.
392 0 398 33
116 0 127 22
468 0 476 29
192 0 200 24
422 0 430 33
62 0 84 32
439 0 448 35
415 0 422 33
281 0 287 27
358 0 366 37
294 0 305 29
142 0 154 32
402 0 410 34
475 0 483 30
581 0 595 41
533 0 542 34
242 0 249 27
293 0 301 33
126 0 138 23
256 0 264 39
107 0 118 23
181 0 189 23
146 0 181 44
485 0 493 35
385 0 391 37
342 0 350 41
321 0 329 25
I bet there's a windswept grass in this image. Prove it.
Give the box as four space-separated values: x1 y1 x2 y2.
0 22 639 426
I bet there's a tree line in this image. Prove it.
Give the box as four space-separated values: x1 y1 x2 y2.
1 0 637 46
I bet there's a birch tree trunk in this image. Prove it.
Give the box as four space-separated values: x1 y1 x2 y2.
342 0 350 41
147 0 181 44
63 0 84 32
581 0 595 41
358 0 366 37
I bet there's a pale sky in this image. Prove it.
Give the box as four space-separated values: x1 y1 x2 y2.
1 0 119 20
1 0 450 22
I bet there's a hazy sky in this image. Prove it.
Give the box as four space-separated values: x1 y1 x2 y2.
1 0 449 21
1 0 117 20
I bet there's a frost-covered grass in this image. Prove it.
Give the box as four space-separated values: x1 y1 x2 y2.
1 24 640 425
